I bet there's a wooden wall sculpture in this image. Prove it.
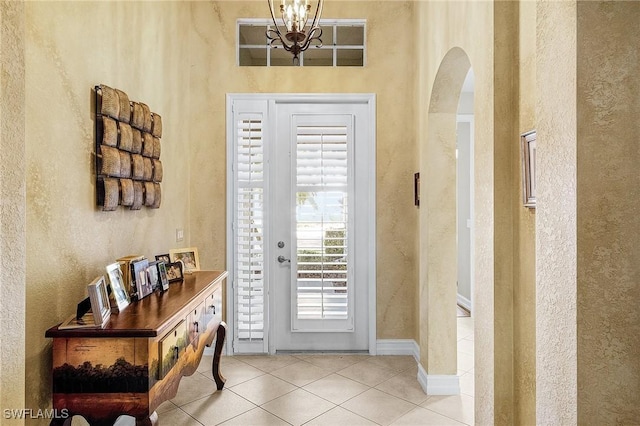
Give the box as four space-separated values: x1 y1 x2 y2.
95 85 163 211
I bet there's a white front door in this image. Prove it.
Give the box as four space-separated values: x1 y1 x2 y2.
228 95 375 354
272 102 372 351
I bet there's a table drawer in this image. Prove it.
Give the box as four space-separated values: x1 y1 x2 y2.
202 287 222 330
158 320 187 379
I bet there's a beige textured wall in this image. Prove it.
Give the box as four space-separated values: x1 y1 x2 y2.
576 2 640 423
187 1 419 340
0 1 26 425
536 1 579 423
416 2 499 424
515 0 536 423
24 1 193 413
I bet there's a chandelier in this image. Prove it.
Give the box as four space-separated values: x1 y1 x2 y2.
266 0 324 64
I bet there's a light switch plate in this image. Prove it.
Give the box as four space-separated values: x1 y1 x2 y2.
176 228 184 242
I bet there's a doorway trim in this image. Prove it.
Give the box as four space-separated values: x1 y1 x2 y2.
226 93 377 355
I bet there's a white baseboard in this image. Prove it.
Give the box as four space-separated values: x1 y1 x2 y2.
376 339 420 362
417 363 460 395
457 293 472 312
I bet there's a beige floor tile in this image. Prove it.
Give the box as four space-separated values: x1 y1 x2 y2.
229 374 297 405
375 370 429 405
170 372 218 407
218 407 290 426
341 388 417 426
421 394 474 425
181 390 257 426
336 359 399 387
270 360 332 386
197 354 214 373
156 399 178 414
156 408 203 426
457 338 475 356
298 354 370 372
304 406 377 426
303 373 369 404
234 354 301 372
390 406 466 425
457 351 474 373
368 355 417 373
218 360 266 387
459 371 475 397
261 388 335 426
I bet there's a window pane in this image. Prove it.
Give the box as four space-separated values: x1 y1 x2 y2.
270 48 298 66
336 26 364 46
239 25 267 45
239 48 267 66
304 48 333 67
316 26 333 46
337 49 364 66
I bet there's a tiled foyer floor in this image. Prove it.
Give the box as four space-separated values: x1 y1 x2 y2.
79 317 474 426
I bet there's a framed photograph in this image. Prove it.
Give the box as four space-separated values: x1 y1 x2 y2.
414 172 420 207
147 260 161 292
87 276 111 328
106 262 130 312
521 130 537 208
157 261 170 291
169 247 200 273
155 253 170 264
131 259 153 300
165 261 184 282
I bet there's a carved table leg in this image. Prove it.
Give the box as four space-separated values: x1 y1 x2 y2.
212 321 227 390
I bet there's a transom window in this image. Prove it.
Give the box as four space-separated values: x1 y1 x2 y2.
238 19 366 67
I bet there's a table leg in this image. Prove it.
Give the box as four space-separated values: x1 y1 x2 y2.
212 321 227 390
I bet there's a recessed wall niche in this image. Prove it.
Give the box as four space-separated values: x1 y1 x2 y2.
95 85 163 211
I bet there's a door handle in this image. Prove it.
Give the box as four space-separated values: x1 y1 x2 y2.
277 255 291 264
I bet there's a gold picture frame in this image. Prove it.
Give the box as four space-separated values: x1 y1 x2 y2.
169 247 200 273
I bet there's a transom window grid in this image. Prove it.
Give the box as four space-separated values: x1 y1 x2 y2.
238 19 366 67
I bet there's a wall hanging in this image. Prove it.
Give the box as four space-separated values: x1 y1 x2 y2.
95 85 163 211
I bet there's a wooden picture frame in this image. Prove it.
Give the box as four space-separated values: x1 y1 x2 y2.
169 247 200 273
88 276 111 328
165 261 184 282
106 262 130 312
521 130 536 208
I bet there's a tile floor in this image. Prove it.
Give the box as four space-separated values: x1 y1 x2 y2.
78 317 475 426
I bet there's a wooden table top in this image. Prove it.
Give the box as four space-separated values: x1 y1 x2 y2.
46 270 227 339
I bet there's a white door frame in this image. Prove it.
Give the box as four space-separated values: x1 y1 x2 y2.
226 93 377 355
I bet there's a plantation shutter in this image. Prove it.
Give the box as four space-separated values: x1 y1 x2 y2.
293 118 354 331
233 102 268 352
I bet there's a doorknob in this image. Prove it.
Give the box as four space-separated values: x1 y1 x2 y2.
277 255 291 264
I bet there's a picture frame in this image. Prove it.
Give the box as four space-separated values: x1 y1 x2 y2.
157 261 170 291
87 276 111 328
155 253 170 264
520 130 537 208
414 172 420 207
169 247 200 273
165 261 184 282
147 260 161 292
131 258 153 300
105 262 130 312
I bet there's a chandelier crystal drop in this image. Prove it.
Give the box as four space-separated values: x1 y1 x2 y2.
266 0 324 64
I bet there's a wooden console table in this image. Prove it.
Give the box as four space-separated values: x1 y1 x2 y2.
45 270 228 426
